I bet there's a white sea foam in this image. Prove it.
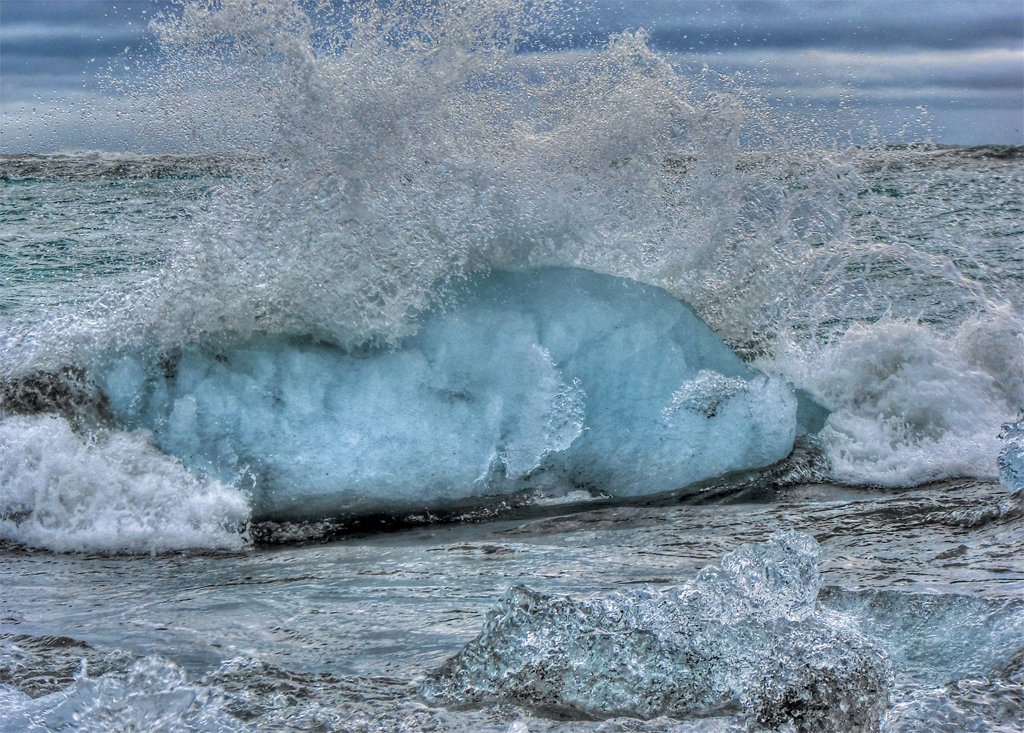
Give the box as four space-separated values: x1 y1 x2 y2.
0 415 249 553
767 313 1023 486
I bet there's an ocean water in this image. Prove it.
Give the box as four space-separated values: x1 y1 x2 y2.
1 2 1023 731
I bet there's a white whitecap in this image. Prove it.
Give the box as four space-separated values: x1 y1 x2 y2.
0 415 250 553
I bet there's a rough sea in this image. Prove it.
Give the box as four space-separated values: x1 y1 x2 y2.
1 2 1022 731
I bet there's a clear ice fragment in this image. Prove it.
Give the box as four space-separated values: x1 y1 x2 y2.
998 412 1024 494
420 531 893 731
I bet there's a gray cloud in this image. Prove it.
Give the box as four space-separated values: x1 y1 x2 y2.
637 1 1022 52
1 0 1021 150
529 1 1022 53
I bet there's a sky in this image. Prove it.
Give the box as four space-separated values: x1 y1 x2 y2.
1 0 1022 153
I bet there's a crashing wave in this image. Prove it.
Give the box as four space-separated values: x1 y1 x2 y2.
90 268 802 521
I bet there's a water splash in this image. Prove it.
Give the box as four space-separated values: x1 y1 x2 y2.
4 0 835 362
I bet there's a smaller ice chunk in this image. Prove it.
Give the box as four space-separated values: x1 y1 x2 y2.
998 412 1024 494
680 527 821 624
420 531 893 730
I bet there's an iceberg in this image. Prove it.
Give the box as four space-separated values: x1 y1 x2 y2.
420 531 894 730
94 268 800 520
